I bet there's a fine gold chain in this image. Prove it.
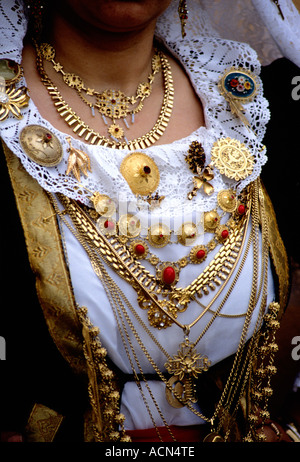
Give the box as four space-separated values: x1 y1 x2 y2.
35 42 175 150
48 179 273 439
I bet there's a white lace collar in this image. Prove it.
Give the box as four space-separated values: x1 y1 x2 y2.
0 0 269 219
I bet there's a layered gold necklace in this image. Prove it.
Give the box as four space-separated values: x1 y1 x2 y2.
35 42 174 149
49 177 273 441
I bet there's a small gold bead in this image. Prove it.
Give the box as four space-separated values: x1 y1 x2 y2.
120 434 132 442
257 431 267 442
95 347 107 358
259 345 269 356
101 369 114 381
90 326 100 337
252 391 263 402
266 365 277 375
248 413 259 424
109 431 120 441
255 367 266 378
109 390 120 402
269 342 279 353
269 320 280 330
262 386 273 397
103 408 114 419
260 410 270 420
269 302 280 314
115 413 126 424
243 435 254 442
263 313 272 323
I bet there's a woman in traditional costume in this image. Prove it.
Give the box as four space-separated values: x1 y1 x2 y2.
0 0 299 442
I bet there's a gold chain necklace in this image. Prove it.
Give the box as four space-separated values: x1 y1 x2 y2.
35 42 174 149
87 188 250 321
49 179 272 440
53 190 250 330
38 42 162 143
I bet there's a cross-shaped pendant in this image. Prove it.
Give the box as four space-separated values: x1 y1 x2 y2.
165 338 211 407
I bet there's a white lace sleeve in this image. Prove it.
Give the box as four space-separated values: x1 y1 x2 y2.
0 1 27 63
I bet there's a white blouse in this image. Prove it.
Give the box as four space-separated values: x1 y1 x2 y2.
0 0 279 430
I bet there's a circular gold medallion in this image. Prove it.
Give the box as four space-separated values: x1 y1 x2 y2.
19 125 63 167
148 223 171 248
177 222 198 246
120 152 160 196
96 217 117 235
118 214 141 238
91 193 116 217
211 137 254 181
217 189 237 212
0 59 22 85
204 211 220 232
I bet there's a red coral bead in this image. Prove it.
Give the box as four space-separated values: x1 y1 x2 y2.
134 244 145 256
162 266 176 285
238 204 246 215
221 229 229 239
104 220 115 230
196 249 206 260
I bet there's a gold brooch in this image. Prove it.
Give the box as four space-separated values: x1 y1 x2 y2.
19 125 63 167
185 141 215 199
66 137 92 181
120 152 160 196
0 59 29 121
211 137 254 181
218 67 258 129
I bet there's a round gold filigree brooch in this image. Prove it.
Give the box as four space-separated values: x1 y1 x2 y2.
211 137 254 181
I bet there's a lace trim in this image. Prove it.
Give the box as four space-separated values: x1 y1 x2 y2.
0 0 269 219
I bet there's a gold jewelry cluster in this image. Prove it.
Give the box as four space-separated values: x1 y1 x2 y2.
49 176 278 440
35 42 174 149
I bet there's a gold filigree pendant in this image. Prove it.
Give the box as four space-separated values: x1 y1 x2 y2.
65 137 92 181
165 337 211 407
185 141 215 199
211 137 254 181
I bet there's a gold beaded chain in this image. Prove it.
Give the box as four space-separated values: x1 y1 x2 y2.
35 42 174 150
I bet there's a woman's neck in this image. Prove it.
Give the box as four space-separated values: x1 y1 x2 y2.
47 11 158 94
